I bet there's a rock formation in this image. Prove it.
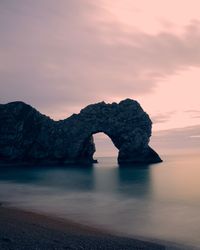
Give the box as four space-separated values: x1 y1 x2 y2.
0 99 162 165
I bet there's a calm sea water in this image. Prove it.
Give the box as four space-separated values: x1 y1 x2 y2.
0 153 200 247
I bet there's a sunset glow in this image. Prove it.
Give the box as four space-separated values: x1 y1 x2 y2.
0 0 200 154
1 2 200 248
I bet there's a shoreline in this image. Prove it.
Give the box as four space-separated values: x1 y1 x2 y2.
0 203 198 250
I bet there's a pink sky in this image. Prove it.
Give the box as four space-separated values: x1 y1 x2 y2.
0 0 200 155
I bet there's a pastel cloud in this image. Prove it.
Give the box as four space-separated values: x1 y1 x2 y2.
185 110 200 119
151 125 200 154
152 112 175 124
0 0 200 129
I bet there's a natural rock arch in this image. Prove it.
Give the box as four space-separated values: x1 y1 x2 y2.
0 99 162 165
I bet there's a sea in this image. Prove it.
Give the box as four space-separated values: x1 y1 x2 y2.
0 153 200 248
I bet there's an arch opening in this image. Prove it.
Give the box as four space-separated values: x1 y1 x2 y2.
93 132 118 164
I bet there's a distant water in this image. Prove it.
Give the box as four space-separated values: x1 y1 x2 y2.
0 153 200 247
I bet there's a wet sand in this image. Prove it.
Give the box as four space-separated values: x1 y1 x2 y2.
0 204 197 250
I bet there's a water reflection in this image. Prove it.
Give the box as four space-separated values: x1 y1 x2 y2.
0 161 153 197
0 155 200 247
117 166 152 198
0 165 95 191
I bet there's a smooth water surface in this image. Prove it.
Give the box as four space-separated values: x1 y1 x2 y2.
0 154 200 247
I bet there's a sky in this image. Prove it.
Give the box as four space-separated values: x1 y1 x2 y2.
0 0 200 155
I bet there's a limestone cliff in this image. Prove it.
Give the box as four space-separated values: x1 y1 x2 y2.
0 99 162 165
